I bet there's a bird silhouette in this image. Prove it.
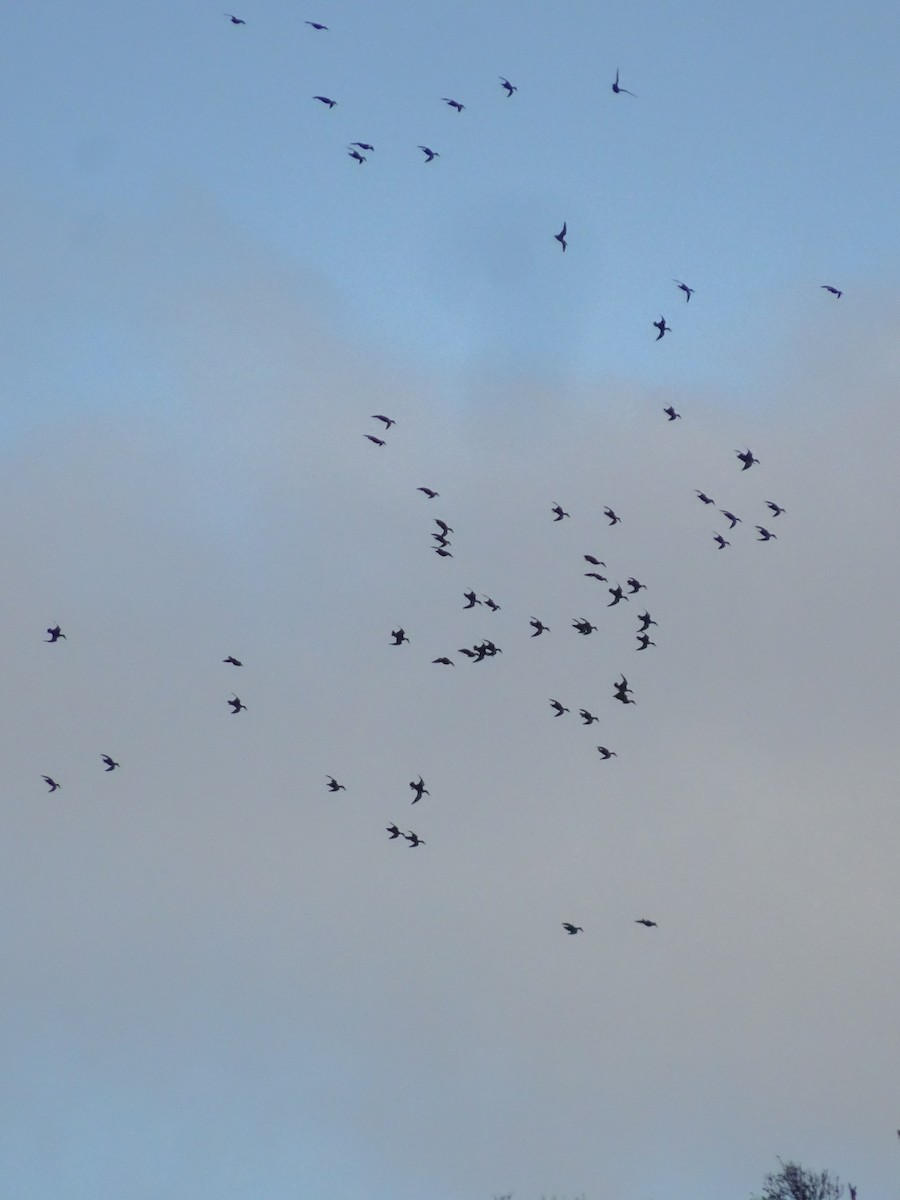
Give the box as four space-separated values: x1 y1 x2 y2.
674 280 694 301
756 526 777 541
626 577 645 593
696 490 715 505
549 699 569 717
372 414 395 429
608 584 628 606
463 591 482 609
555 222 567 252
572 618 597 635
821 285 843 297
579 709 599 725
551 503 570 521
442 98 465 112
637 611 657 632
530 618 549 637
713 533 730 549
499 77 517 97
663 406 681 421
227 694 247 713
350 142 374 152
409 776 429 803
636 633 656 651
653 316 671 340
405 831 425 847
720 510 741 529
390 628 410 645
635 918 658 927
432 656 455 666
765 500 785 517
223 656 242 666
313 96 337 108
434 547 453 558
585 572 608 582
597 746 617 759
348 149 367 164
418 145 440 162
736 448 759 470
386 823 403 839
604 507 621 526
45 625 66 642
562 923 583 934
305 20 328 30
584 555 606 567
364 434 385 446
326 777 346 792
434 519 453 536
42 776 60 792
483 596 501 612
417 486 439 498
101 755 120 772
611 69 636 96
224 13 246 23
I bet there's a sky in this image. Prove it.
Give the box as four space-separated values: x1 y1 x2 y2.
2 3 899 1199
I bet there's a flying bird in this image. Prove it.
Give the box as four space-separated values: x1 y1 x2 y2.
463 591 482 609
555 222 567 252
821 285 843 297
313 96 337 108
326 777 346 792
579 709 599 725
713 533 730 549
549 699 569 717
42 776 61 792
386 823 403 839
418 145 440 162
608 584 628 606
720 510 742 529
584 555 606 567
417 486 439 498
674 280 694 301
390 628 410 645
663 406 681 421
223 656 242 666
499 77 517 97
597 746 617 759
483 596 501 612
611 69 637 97
372 414 395 429
45 625 66 642
348 149 367 164
434 519 453 535
635 918 658 927
551 503 570 521
626 577 645 593
637 611 657 632
562 923 583 934
695 490 715 505
636 633 656 651
604 507 621 526
100 755 120 772
736 448 759 470
364 434 385 446
227 694 247 713
765 500 785 517
305 20 328 30
756 526 777 541
350 142 374 151
405 831 425 847
432 656 455 666
442 98 465 112
585 572 607 582
224 13 246 23
653 316 671 341
409 776 429 803
572 618 597 635
614 675 636 705
530 618 549 637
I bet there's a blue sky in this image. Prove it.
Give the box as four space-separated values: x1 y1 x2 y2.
2 3 899 1199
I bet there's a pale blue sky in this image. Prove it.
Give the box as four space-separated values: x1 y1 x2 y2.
2 3 899 1199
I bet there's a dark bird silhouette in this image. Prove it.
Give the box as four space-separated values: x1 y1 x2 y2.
579 709 599 725
418 145 440 162
305 20 328 30
409 776 429 803
849 1186 857 1200
432 656 455 666
225 13 246 23
572 618 597 635
626 577 645 594
530 618 549 637
326 776 346 792
434 519 453 536
432 532 450 547
551 503 570 521
417 486 439 498
636 633 656 650
674 280 694 302
663 405 681 421
555 222 567 252
483 596 501 612
223 656 242 666
405 831 425 847
442 98 465 112
756 526 777 541
313 96 337 108
499 76 517 97
549 699 569 717
584 555 606 567
585 572 607 582
372 414 395 429
474 640 501 659
463 591 482 609
614 673 633 695
821 285 843 297
713 533 730 549
653 316 671 341
350 142 374 151
765 500 785 517
42 776 60 792
227 694 247 713
604 507 622 526
720 510 741 529
101 755 120 772
390 628 410 645
434 547 453 558
637 611 657 632
562 923 583 934
597 746 617 759
695 490 715 505
348 149 367 164
635 918 657 927
608 584 628 606
611 69 636 96
736 448 759 470
386 823 403 839
45 625 66 642
458 648 477 658
364 434 385 446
